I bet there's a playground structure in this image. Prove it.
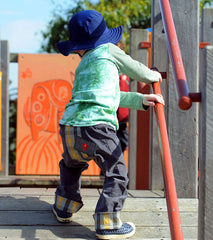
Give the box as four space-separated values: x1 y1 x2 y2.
0 1 213 239
129 2 212 239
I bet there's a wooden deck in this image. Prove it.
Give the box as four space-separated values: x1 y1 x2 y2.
0 187 198 240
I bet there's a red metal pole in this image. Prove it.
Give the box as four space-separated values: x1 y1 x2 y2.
159 0 192 110
152 81 184 240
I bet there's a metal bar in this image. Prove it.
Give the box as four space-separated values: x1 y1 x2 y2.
159 0 192 110
189 92 201 102
152 81 184 240
199 42 210 49
140 41 151 48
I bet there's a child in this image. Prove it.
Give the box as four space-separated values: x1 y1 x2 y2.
53 10 164 239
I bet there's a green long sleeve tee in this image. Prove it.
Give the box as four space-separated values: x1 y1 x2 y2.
60 43 159 130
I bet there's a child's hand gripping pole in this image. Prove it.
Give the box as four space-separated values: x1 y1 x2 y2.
142 67 164 107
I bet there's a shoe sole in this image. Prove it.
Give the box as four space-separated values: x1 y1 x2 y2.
96 222 135 239
52 207 72 223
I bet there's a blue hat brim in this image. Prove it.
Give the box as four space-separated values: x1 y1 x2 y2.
57 25 123 56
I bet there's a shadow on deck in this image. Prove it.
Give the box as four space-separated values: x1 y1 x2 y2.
0 187 198 240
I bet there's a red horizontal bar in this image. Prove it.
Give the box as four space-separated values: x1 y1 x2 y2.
152 81 184 240
199 42 211 49
140 41 151 48
189 92 201 102
159 0 192 110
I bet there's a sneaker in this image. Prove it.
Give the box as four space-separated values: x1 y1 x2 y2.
52 204 72 223
96 222 135 239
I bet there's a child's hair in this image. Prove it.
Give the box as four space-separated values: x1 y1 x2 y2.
116 40 126 51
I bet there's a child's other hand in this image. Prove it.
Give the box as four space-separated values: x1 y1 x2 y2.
150 67 162 83
143 94 165 107
151 70 162 83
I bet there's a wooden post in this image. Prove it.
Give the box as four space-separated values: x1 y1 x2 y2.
198 8 213 239
198 46 213 240
165 0 199 198
128 29 149 189
151 0 199 197
0 41 9 176
200 8 213 45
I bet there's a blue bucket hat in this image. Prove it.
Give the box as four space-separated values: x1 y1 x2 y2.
57 10 123 56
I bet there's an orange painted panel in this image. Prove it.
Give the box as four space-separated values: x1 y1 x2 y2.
16 54 100 175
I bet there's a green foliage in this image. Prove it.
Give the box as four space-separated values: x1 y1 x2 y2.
40 0 213 53
40 1 86 53
9 89 17 165
200 0 212 8
84 0 151 44
40 0 151 53
41 15 68 53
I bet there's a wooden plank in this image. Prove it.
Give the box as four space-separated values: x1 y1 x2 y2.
0 41 9 176
123 198 198 213
0 176 104 187
42 188 101 197
0 187 198 240
128 29 137 189
166 0 199 198
0 187 48 196
198 46 213 240
200 8 213 44
151 0 168 191
0 210 197 227
0 226 198 240
15 187 47 195
81 188 100 197
0 196 54 211
0 195 198 212
0 187 20 194
128 190 164 198
42 187 56 195
0 226 96 240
